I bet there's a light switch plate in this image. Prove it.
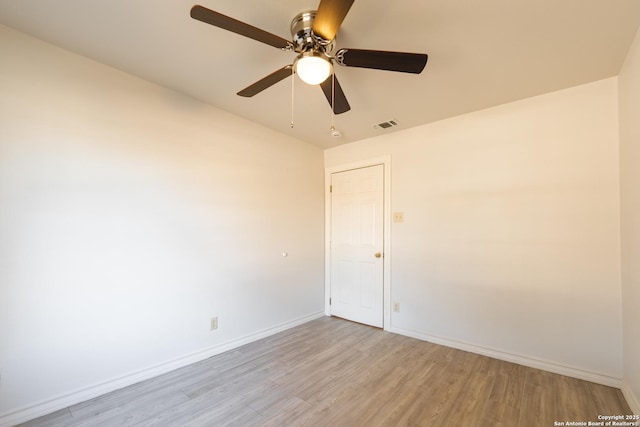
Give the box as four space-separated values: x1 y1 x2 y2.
393 212 404 223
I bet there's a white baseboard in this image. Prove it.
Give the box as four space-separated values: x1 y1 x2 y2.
386 325 622 388
622 381 640 415
0 311 325 427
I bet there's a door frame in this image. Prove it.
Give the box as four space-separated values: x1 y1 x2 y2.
325 156 392 329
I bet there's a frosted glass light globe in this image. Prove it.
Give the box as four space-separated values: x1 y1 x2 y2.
295 55 332 85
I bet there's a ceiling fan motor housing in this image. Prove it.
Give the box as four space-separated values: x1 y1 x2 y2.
290 11 334 54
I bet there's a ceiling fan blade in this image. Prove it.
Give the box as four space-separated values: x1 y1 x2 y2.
312 0 355 42
237 66 293 97
190 5 291 49
320 75 351 114
336 49 428 74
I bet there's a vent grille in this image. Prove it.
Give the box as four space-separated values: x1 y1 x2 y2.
373 119 399 130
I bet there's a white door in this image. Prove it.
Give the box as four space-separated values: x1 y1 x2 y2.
330 165 384 327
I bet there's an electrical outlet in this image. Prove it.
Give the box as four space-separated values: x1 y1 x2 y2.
393 212 404 223
393 302 400 313
210 316 218 331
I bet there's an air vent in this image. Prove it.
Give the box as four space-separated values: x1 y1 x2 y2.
373 119 399 130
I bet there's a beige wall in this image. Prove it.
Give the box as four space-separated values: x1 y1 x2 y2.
0 25 325 423
619 26 640 414
326 78 622 385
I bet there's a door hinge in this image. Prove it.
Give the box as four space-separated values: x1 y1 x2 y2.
330 185 333 193
329 297 332 305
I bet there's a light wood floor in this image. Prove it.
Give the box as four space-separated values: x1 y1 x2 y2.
20 316 631 427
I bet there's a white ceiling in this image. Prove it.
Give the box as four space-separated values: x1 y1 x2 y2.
1 0 639 148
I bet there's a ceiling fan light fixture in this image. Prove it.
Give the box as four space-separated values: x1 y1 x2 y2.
190 2 427 116
295 52 332 85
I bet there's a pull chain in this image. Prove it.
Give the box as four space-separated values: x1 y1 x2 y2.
330 72 335 132
290 67 295 128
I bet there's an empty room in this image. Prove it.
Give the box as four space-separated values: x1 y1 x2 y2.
1 0 640 426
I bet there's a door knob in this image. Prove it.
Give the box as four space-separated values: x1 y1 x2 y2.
374 252 382 258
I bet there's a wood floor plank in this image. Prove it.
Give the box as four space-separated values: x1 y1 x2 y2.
517 369 552 426
17 316 633 427
73 389 191 427
586 381 631 416
478 359 527 426
17 408 73 427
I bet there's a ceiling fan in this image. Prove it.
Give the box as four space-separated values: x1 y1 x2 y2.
190 0 428 114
